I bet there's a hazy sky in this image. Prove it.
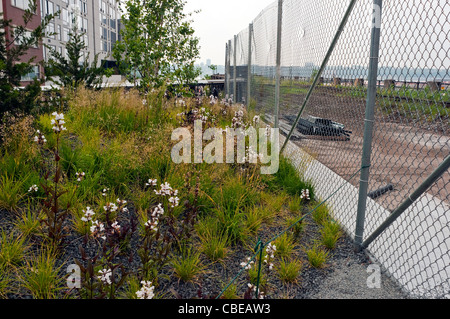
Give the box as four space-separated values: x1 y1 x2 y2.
184 0 275 66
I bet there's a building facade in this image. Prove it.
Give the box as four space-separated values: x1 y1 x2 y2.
2 0 45 82
41 0 121 67
1 0 121 83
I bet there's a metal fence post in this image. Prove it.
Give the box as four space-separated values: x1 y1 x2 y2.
225 42 229 98
247 23 253 109
274 0 283 129
227 40 232 98
354 0 383 252
233 35 237 104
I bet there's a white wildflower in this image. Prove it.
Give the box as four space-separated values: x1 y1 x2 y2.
145 179 157 187
90 220 105 238
33 130 47 145
97 268 112 285
136 281 155 299
240 257 254 270
76 172 85 182
151 203 164 218
28 185 38 193
145 219 158 232
81 207 95 222
103 202 118 213
300 189 310 201
169 196 180 208
111 221 121 233
264 243 276 271
51 112 67 133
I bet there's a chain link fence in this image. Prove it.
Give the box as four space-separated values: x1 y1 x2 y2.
225 0 450 299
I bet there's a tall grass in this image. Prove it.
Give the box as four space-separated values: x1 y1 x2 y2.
262 156 314 199
20 248 64 299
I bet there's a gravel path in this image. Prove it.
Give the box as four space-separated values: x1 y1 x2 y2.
310 257 407 299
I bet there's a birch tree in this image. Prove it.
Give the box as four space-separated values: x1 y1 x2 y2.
113 0 201 93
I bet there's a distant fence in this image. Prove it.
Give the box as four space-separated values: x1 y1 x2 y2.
225 0 449 299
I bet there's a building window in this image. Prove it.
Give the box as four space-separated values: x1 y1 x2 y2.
46 22 55 39
110 10 116 29
43 0 54 16
21 65 40 82
11 0 32 11
63 27 69 42
83 18 88 33
62 8 69 24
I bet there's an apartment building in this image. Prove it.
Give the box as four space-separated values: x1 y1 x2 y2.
41 0 121 67
2 0 45 81
1 0 121 83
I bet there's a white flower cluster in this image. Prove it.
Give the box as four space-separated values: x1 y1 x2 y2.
97 268 112 285
51 112 67 133
247 283 265 299
240 257 254 270
116 198 129 213
103 202 118 213
145 179 157 187
209 95 218 105
28 185 38 193
145 203 165 233
111 221 121 233
90 220 106 240
33 130 47 145
81 207 95 222
84 199 128 239
232 110 245 128
300 189 310 201
253 116 260 125
76 172 85 182
154 182 180 208
198 107 211 124
136 281 155 299
102 188 109 196
221 94 234 107
264 243 276 271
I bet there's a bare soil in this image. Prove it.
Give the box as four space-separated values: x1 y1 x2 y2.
258 85 450 212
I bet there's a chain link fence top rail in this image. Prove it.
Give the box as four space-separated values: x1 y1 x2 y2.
225 0 450 299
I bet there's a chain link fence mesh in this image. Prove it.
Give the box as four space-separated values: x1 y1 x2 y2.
225 0 449 299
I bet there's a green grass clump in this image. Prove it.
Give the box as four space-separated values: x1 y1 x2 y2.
306 244 329 268
20 249 64 299
172 247 205 283
285 215 306 239
0 231 29 268
311 203 331 226
196 217 230 262
277 258 303 284
273 233 296 259
262 156 314 199
320 220 342 250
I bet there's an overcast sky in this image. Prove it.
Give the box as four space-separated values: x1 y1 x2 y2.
184 0 275 66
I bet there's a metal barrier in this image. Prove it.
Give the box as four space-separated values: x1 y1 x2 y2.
225 0 449 299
